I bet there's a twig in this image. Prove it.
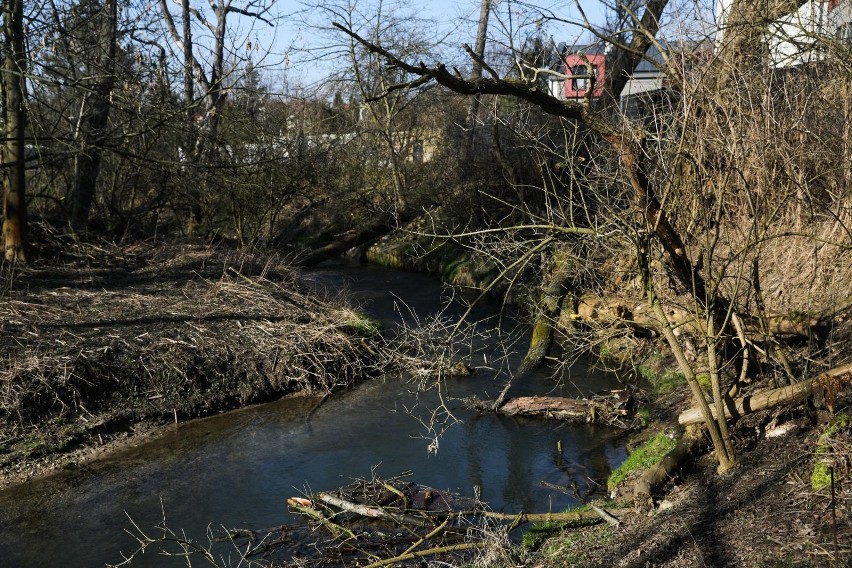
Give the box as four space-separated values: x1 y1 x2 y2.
362 541 485 568
317 492 429 526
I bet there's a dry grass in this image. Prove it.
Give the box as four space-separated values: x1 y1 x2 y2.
0 238 392 460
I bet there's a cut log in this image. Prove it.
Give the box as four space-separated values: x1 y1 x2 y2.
495 392 631 424
678 363 852 426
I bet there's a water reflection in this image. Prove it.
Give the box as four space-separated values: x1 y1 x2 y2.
0 263 625 567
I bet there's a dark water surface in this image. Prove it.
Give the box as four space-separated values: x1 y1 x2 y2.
0 263 625 567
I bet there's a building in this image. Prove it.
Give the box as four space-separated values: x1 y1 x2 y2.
562 44 609 101
545 43 610 101
716 0 852 67
547 42 672 113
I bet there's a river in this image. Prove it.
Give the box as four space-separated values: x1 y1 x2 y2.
0 262 625 567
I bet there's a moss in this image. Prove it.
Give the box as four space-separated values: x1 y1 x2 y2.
608 431 677 493
811 411 849 490
636 352 683 395
788 309 816 324
635 407 652 427
638 361 684 395
440 256 469 283
21 437 44 453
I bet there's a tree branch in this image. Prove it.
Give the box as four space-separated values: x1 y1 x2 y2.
330 19 710 307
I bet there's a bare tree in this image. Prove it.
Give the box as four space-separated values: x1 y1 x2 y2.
2 0 28 262
67 0 119 232
157 0 276 232
465 0 491 150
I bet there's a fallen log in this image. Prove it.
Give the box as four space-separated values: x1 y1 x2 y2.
494 391 631 424
297 223 393 268
318 492 429 526
303 488 632 528
571 293 840 340
633 427 703 510
678 362 852 426
474 507 632 525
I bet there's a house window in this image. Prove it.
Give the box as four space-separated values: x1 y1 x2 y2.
571 64 597 91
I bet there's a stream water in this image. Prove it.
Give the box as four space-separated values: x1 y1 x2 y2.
0 262 625 568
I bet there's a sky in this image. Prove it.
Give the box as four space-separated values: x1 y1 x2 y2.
243 0 610 94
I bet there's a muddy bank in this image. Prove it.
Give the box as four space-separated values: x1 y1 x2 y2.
0 240 391 488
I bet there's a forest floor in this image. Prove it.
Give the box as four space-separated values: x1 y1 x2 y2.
0 233 390 490
524 394 852 568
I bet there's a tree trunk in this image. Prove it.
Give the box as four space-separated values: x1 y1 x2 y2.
493 392 631 424
518 249 573 373
297 223 393 268
182 0 193 117
633 426 703 509
465 0 491 146
69 0 118 232
678 362 852 426
2 0 27 262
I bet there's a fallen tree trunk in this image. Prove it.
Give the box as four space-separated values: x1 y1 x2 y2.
297 223 393 268
678 362 852 426
573 294 835 341
633 427 703 510
492 392 631 424
318 492 428 526
300 490 632 526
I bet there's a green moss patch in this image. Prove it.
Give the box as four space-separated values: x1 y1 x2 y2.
811 411 849 491
638 357 684 395
608 432 677 493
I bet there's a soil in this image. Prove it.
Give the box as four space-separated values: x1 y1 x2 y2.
0 234 391 490
532 396 852 568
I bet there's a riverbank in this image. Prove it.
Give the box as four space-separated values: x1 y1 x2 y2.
3 235 850 567
0 238 391 489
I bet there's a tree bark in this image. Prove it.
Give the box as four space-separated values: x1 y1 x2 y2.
465 0 491 141
518 249 572 373
678 362 852 425
69 0 118 232
2 0 28 262
491 392 631 423
599 0 668 109
633 426 703 509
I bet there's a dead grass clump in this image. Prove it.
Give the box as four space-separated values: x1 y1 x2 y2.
0 242 391 441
